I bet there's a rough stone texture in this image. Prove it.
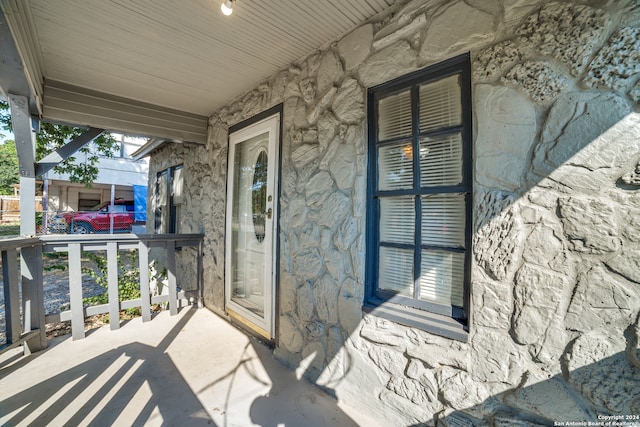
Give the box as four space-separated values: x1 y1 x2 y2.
584 26 640 91
331 78 365 125
358 40 417 88
504 375 593 422
516 2 610 76
512 264 569 346
501 61 569 104
473 40 525 81
620 161 640 187
558 196 619 254
566 332 640 414
316 50 343 97
373 14 426 51
419 1 495 62
503 0 544 30
474 84 537 190
565 266 637 332
606 250 640 283
473 191 522 281
148 0 640 425
532 92 634 179
630 79 640 103
337 24 373 71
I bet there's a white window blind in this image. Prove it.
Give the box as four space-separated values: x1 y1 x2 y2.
379 246 414 296
378 90 412 141
419 75 461 132
378 141 413 190
380 197 415 244
419 250 464 306
421 194 466 247
419 134 463 187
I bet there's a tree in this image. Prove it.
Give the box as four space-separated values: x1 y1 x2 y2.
0 100 118 187
0 140 19 195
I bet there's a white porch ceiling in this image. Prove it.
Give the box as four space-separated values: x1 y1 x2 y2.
19 0 395 118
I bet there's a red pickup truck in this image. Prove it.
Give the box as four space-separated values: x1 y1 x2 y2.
50 200 136 234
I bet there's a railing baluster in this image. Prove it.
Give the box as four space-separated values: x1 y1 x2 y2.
166 240 177 315
107 242 119 330
68 242 85 340
138 241 151 322
2 248 21 344
21 245 46 351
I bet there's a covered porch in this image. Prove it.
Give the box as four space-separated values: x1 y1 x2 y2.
0 306 375 426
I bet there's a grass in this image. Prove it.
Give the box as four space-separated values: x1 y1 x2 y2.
0 223 20 237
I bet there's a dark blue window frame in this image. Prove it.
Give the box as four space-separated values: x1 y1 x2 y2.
364 54 472 337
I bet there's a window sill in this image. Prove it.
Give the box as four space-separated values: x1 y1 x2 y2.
363 302 468 342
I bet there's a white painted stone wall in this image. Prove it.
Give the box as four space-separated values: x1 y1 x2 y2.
149 0 640 424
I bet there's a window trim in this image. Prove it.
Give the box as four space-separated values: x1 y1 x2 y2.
364 53 472 341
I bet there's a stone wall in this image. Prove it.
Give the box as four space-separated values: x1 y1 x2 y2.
149 0 640 425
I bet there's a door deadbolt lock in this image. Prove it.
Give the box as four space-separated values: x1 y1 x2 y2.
266 208 273 219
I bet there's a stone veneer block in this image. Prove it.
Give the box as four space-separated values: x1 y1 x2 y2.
501 61 569 104
584 26 640 91
473 40 525 81
316 50 344 96
558 196 619 253
358 40 417 88
516 2 610 76
566 332 639 414
419 1 494 62
337 24 373 71
372 14 426 51
511 263 568 345
474 84 537 190
532 92 634 178
565 266 637 332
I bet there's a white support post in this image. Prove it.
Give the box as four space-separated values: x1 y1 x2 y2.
9 93 46 352
2 249 21 344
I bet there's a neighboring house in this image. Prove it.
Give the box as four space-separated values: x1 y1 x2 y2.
142 1 640 425
46 134 149 216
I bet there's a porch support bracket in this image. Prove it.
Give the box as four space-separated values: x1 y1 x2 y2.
35 127 104 176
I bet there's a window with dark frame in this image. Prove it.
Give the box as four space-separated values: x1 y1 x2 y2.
155 164 183 234
365 54 472 336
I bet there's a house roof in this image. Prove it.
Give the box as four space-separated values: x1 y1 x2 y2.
0 0 395 143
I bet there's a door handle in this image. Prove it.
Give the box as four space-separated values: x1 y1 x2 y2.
266 208 272 219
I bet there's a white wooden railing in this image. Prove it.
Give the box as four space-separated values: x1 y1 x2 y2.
0 233 203 353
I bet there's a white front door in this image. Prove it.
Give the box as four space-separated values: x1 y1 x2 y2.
225 114 279 338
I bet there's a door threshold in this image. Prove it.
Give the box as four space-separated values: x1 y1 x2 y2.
227 308 274 347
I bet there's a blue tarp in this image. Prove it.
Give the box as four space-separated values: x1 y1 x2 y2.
133 185 147 222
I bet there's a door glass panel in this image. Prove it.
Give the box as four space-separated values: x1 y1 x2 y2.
230 132 269 318
252 150 268 243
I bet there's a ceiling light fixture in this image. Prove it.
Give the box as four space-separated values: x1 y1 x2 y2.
221 0 234 16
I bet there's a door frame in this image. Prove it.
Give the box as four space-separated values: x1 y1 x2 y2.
224 104 283 341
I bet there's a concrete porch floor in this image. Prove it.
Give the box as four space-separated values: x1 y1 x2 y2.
0 307 379 427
